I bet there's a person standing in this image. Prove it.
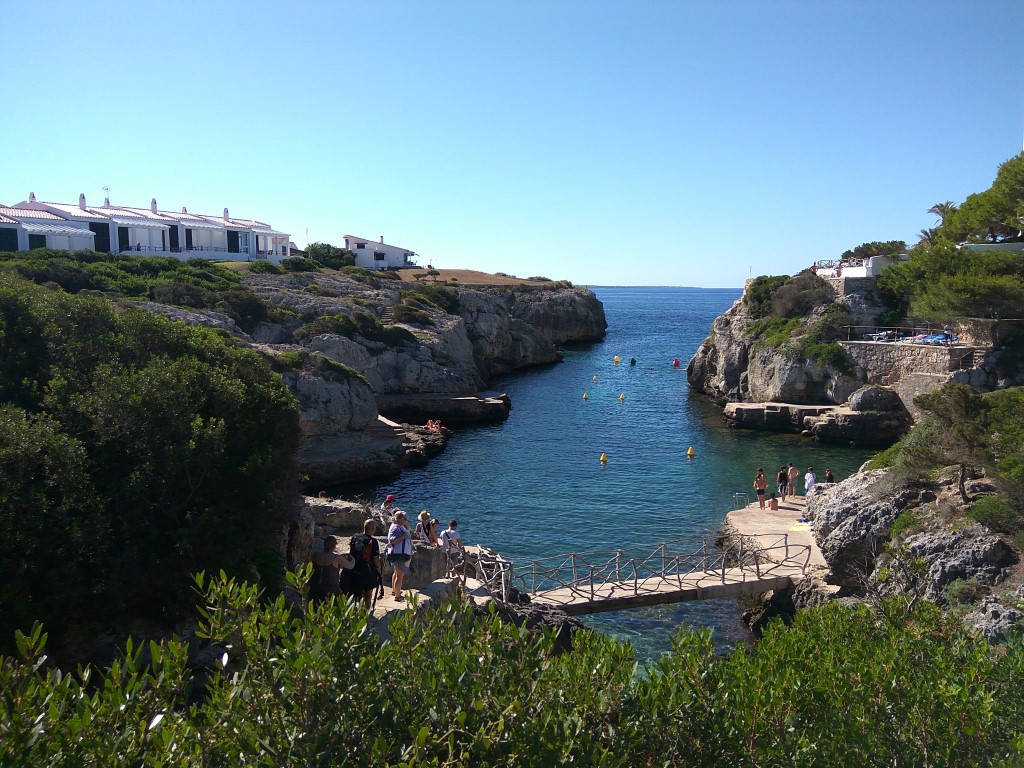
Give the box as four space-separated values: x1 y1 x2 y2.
308 536 354 607
440 519 464 553
788 463 800 496
777 465 789 503
753 468 768 509
348 520 382 609
804 467 817 494
824 468 836 484
380 494 397 515
386 511 412 601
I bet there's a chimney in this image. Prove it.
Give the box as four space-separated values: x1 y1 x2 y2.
104 197 110 207
151 198 158 214
79 193 87 210
181 206 188 214
223 207 229 221
29 192 36 203
380 235 384 244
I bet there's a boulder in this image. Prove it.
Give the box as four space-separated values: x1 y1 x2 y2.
848 385 905 413
963 597 1024 643
903 526 1015 599
808 470 919 587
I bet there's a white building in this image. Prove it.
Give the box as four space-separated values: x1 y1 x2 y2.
344 234 418 270
0 193 290 262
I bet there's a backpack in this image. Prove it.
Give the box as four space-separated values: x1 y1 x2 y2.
350 533 376 574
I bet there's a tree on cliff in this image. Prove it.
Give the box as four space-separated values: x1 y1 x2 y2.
912 383 988 503
0 276 300 648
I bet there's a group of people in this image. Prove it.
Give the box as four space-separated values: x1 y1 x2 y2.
753 464 837 509
311 493 467 607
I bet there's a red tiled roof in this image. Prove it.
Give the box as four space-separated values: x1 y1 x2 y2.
0 205 66 221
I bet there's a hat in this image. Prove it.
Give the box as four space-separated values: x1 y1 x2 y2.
418 510 430 522
386 494 395 502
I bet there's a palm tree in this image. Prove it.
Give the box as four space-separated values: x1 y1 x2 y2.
927 201 958 224
917 228 939 246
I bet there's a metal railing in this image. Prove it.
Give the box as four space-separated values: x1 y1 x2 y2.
464 534 811 605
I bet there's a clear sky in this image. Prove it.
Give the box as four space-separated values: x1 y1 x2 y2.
3 1 1022 288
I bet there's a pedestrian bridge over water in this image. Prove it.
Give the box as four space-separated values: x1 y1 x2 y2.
466 534 811 615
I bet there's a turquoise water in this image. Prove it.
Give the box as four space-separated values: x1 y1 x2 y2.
363 287 875 658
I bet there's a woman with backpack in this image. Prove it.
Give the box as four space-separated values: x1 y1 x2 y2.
347 519 382 609
387 511 413 601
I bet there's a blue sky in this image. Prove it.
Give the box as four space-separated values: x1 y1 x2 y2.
3 1 1022 288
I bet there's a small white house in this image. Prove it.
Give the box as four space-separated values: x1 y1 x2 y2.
0 202 95 251
344 235 418 270
4 193 290 262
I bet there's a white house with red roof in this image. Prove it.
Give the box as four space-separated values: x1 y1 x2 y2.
343 235 418 270
0 193 290 261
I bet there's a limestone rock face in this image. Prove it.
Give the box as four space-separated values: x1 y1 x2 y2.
808 470 919 587
803 387 913 445
964 596 1024 643
687 297 859 405
280 365 378 437
903 526 1014 599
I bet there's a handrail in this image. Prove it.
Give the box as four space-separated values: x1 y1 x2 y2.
473 533 812 605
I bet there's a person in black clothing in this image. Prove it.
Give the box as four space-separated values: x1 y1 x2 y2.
347 519 383 609
824 469 836 484
777 465 789 503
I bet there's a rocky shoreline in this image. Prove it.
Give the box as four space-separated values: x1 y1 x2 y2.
144 273 606 485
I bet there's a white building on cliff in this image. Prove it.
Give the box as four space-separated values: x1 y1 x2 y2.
344 234 419 270
0 193 290 262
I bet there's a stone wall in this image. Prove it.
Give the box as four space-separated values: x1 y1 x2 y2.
839 341 963 386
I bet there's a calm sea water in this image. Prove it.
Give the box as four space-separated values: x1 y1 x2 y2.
361 287 874 658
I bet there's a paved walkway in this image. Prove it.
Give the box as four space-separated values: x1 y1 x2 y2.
724 494 826 569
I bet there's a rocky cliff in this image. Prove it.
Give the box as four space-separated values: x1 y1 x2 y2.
804 469 1022 642
141 272 606 485
686 294 862 406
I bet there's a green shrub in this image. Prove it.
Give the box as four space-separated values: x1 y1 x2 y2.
743 274 790 317
1 580 1021 766
280 257 321 272
401 283 461 314
248 259 282 274
293 311 416 347
968 494 1023 535
749 316 801 349
0 276 299 647
944 577 989 605
392 304 434 326
865 441 902 470
888 509 922 540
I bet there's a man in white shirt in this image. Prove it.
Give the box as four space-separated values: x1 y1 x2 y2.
440 519 464 553
804 467 817 494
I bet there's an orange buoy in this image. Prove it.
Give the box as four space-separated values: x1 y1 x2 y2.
673 358 681 368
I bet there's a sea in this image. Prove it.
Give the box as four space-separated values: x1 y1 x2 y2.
357 286 875 660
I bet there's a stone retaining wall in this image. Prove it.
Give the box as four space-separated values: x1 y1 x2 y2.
839 341 968 386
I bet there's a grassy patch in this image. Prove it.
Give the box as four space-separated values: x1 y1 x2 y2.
889 509 923 540
968 494 1022 536
392 304 434 326
749 316 802 349
293 311 416 347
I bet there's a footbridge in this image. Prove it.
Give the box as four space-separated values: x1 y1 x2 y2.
459 534 811 615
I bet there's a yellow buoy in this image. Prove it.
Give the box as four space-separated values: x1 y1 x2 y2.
687 446 695 458
619 393 626 401
599 452 607 463
613 356 620 364
592 375 597 381
582 392 588 400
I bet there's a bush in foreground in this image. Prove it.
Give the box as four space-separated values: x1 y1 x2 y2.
1 570 1021 766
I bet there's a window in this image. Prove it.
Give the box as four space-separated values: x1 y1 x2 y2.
88 222 111 252
356 242 366 249
374 250 385 261
29 234 46 250
0 228 17 252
